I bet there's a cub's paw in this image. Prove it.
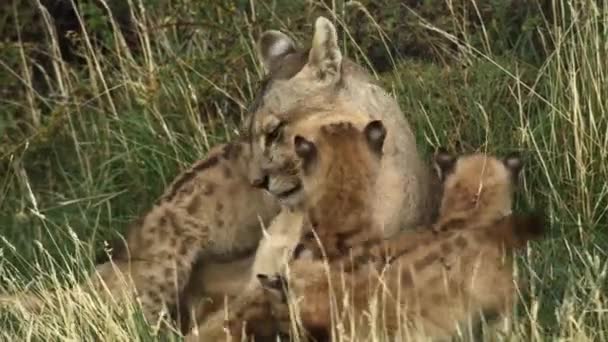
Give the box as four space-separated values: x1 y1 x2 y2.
257 273 288 302
257 273 293 334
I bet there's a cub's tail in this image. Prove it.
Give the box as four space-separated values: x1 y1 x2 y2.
497 212 547 250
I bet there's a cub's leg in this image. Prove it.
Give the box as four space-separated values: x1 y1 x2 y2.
181 208 304 338
184 285 281 342
176 253 256 333
256 261 344 341
112 141 278 325
91 204 214 324
257 261 463 341
468 269 517 342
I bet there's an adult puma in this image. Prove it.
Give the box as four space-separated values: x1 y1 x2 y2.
183 16 439 332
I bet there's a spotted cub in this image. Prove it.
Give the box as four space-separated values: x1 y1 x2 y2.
258 150 545 341
0 141 279 329
185 119 387 341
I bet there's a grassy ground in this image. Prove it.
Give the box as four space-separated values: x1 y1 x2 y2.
0 0 607 340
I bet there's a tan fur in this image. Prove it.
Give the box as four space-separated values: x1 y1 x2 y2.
236 106 414 298
0 141 279 330
1 15 437 336
180 254 257 329
264 151 535 341
288 120 386 262
185 118 387 341
274 213 543 341
182 209 307 341
248 209 305 283
434 153 519 230
186 149 541 341
186 202 305 327
247 16 439 236
182 16 441 335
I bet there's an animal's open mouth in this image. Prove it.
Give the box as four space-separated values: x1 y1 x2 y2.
276 182 302 198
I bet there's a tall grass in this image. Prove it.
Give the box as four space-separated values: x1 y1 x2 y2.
0 0 606 340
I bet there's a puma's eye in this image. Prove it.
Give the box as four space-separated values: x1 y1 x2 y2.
265 122 284 145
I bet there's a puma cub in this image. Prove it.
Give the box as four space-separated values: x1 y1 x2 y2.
259 150 545 341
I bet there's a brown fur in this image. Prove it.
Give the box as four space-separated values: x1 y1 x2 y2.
289 120 386 263
432 151 523 232
1 15 442 335
185 119 387 341
271 211 545 341
186 148 544 341
262 150 538 341
246 16 440 237
184 15 442 337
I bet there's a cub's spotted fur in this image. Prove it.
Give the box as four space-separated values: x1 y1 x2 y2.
257 150 544 341
182 15 441 335
188 148 544 341
263 212 544 341
0 14 438 335
185 119 388 341
287 120 386 263
0 141 279 328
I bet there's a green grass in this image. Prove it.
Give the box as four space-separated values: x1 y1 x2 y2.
1 0 607 340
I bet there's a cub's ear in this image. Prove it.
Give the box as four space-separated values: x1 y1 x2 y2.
307 16 342 80
433 148 457 181
258 30 297 73
364 120 386 156
294 135 318 172
503 152 524 179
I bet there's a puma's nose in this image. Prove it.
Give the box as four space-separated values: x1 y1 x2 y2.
252 175 269 189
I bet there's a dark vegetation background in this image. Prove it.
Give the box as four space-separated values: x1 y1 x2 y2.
0 0 606 339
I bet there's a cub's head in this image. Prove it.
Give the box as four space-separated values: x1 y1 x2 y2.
293 120 386 210
258 117 386 209
245 16 373 187
433 149 524 222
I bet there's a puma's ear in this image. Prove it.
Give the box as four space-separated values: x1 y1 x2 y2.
307 16 342 80
294 135 318 173
258 30 297 73
433 148 457 181
364 120 386 156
